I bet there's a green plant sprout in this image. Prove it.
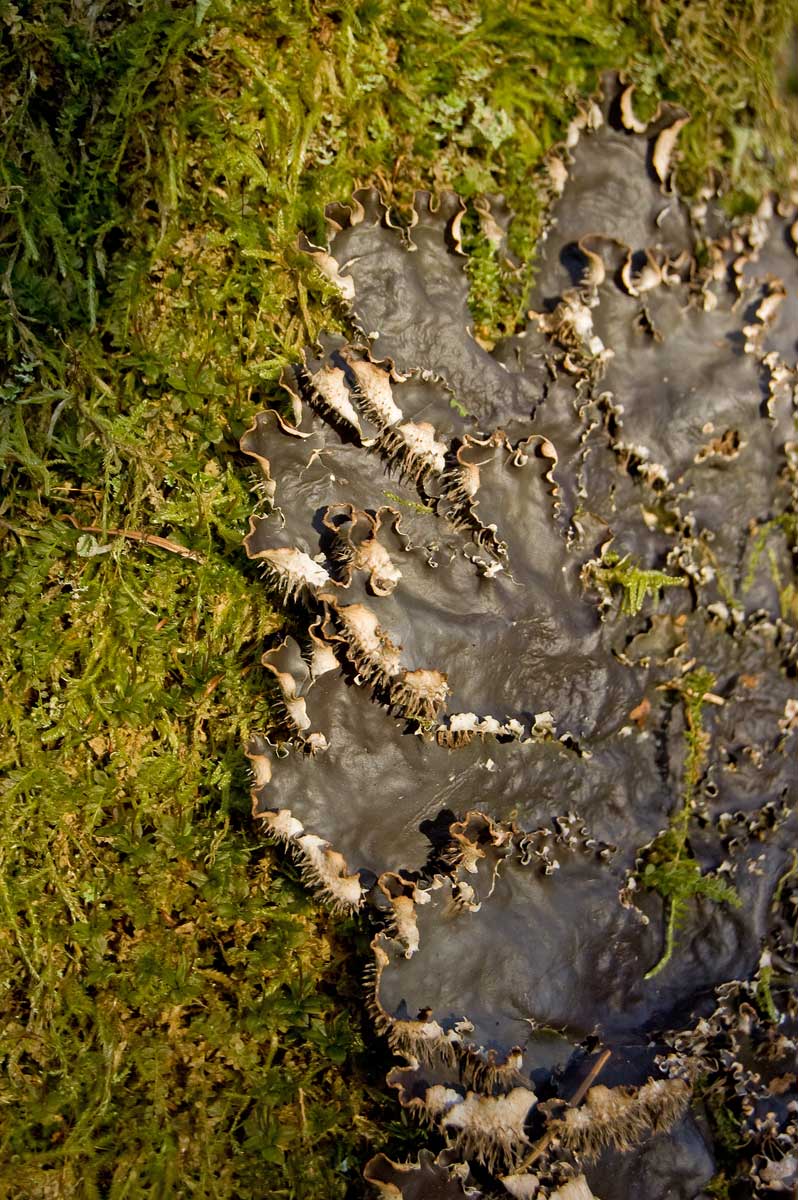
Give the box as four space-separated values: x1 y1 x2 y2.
640 670 740 979
742 513 798 623
381 491 433 515
742 512 798 593
754 851 798 1021
586 550 688 616
754 952 778 1023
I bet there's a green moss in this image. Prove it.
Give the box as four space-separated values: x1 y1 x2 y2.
705 1093 749 1156
585 550 688 616
2 0 797 1191
639 671 741 980
754 960 778 1023
699 1072 752 1195
380 490 434 515
742 513 798 622
705 1174 733 1200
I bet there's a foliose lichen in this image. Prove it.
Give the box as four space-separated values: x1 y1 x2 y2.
242 74 798 1198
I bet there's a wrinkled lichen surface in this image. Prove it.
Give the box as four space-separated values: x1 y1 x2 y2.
242 77 798 1198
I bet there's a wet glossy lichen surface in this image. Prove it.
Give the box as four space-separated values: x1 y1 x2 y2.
242 80 798 1199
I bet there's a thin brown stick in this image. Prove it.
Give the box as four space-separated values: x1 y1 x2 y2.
58 513 203 562
568 1048 613 1109
513 1048 613 1174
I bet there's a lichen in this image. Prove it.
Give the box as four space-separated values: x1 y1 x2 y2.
241 73 798 1196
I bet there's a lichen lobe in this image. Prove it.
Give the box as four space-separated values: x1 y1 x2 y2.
242 73 798 1200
